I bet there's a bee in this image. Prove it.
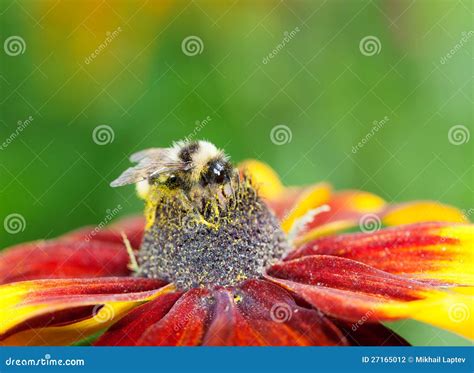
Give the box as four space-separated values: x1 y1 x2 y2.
111 140 237 215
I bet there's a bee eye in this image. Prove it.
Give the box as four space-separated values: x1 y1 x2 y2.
212 166 225 184
201 160 230 186
165 174 181 189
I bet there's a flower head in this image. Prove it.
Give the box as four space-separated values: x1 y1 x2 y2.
0 141 472 346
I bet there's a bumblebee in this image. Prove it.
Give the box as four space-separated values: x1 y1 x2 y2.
111 140 234 192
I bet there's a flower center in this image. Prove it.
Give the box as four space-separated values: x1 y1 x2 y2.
137 176 290 289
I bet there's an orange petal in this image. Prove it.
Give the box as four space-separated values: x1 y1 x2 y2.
295 190 386 244
0 277 171 346
238 160 284 199
280 183 332 233
383 201 468 226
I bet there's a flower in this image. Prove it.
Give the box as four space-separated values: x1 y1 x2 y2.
0 159 472 346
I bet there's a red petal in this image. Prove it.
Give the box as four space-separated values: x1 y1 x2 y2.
63 216 145 249
288 222 473 286
203 288 265 345
205 280 348 346
136 288 212 346
95 291 183 346
267 255 426 322
0 240 131 285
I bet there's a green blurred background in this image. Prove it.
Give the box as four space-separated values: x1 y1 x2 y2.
0 0 472 345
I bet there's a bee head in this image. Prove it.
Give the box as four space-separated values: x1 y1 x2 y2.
177 140 234 188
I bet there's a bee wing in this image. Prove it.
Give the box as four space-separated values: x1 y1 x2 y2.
111 148 184 187
129 148 165 163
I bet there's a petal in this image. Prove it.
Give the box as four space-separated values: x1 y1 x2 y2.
238 160 284 199
266 256 474 340
202 288 267 345
95 291 183 346
332 321 410 346
136 288 212 346
204 280 348 346
265 187 312 221
0 240 130 284
288 223 474 286
0 277 170 346
279 183 332 233
63 216 145 249
295 190 386 244
383 202 468 226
